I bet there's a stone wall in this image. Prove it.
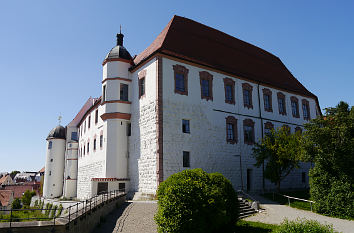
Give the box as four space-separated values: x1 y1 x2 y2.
77 160 105 199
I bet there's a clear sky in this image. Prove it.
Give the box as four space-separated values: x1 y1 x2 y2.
0 0 353 172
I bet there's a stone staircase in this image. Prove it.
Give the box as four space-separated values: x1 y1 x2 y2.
238 197 257 219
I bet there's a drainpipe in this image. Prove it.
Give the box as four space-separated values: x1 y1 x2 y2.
257 83 265 193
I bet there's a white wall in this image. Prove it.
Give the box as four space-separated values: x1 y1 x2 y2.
129 58 158 195
161 57 316 191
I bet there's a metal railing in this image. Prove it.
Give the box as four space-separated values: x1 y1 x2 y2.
273 192 315 211
237 190 258 203
0 189 126 228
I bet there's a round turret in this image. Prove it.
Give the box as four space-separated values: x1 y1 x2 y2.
43 125 66 198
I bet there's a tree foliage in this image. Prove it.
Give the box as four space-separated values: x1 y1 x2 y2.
253 126 303 192
10 171 20 179
21 190 36 207
155 168 239 233
11 198 22 209
302 101 354 218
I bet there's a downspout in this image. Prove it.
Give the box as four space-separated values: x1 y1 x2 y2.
257 83 265 193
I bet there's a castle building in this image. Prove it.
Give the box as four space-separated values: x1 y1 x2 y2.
43 16 320 200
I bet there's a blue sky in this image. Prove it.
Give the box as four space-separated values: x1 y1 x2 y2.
0 0 353 172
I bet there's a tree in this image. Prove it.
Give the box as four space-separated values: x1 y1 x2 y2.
302 101 354 218
253 126 303 192
10 170 20 179
21 190 36 207
11 198 21 209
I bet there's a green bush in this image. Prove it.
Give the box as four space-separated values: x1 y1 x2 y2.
11 198 22 209
154 168 239 233
50 205 57 218
21 190 36 207
275 218 337 233
56 204 63 217
45 203 52 216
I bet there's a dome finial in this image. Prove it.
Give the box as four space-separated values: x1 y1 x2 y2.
58 114 62 125
116 26 124 46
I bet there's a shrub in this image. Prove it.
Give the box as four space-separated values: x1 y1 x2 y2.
11 198 22 209
45 203 53 216
56 204 63 217
21 190 36 207
154 168 239 233
50 205 57 218
275 218 337 233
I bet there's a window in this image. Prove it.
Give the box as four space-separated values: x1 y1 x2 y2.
119 183 126 192
199 71 213 101
94 138 96 151
173 64 189 95
262 88 273 112
264 121 274 136
87 142 89 154
84 145 86 155
302 99 310 120
224 78 235 104
48 141 52 149
71 132 78 141
127 123 131 136
242 83 253 109
49 171 51 176
120 84 129 101
182 119 190 134
226 116 237 144
50 159 53 162
139 77 145 98
183 151 190 167
243 119 255 145
95 109 98 124
100 135 103 148
84 121 86 133
102 85 106 102
291 96 299 118
277 92 286 115
88 115 91 129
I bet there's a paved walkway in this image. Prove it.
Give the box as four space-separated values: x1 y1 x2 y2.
245 194 354 233
94 201 157 233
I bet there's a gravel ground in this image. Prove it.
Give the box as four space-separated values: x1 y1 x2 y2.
94 201 157 233
245 194 354 233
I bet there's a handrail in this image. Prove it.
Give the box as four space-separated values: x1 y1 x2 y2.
0 188 126 228
237 190 258 203
273 192 315 211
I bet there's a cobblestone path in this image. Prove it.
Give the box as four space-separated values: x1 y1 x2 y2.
93 201 157 233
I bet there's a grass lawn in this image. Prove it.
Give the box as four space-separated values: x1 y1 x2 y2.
0 208 51 222
262 190 313 211
236 220 278 232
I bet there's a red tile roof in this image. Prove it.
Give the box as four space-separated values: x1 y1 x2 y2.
0 175 9 185
133 15 317 99
0 190 13 207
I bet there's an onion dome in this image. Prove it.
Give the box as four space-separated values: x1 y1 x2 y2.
46 125 66 140
104 32 132 61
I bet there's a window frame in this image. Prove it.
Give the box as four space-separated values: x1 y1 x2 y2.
95 109 98 124
242 83 253 109
138 69 146 99
223 78 235 104
243 119 255 145
277 92 287 115
226 116 237 144
183 151 190 168
120 83 129 101
262 88 273 112
302 99 311 120
199 71 213 101
264 121 274 136
173 64 189 96
291 96 300 118
182 119 190 134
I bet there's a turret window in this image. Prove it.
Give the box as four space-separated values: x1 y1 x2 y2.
139 78 145 98
95 109 98 124
94 138 97 151
120 84 129 101
102 85 106 102
87 142 90 154
100 135 103 148
48 141 52 149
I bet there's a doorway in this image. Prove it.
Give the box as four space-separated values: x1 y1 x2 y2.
247 169 252 191
97 182 108 195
